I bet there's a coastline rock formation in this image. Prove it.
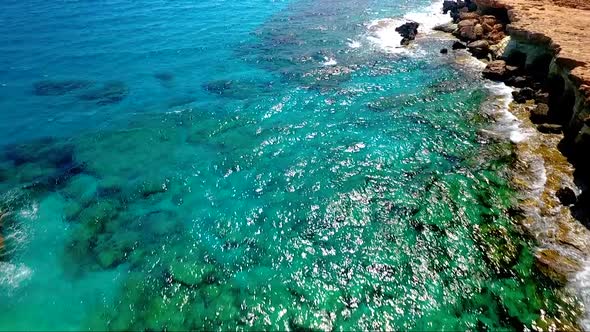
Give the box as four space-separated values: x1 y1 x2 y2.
475 0 590 167
395 22 419 45
440 0 590 317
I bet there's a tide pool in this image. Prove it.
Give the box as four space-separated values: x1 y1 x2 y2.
0 0 581 330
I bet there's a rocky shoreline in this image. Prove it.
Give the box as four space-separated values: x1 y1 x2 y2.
429 0 590 326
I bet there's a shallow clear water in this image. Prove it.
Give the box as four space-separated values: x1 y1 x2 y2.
0 0 581 330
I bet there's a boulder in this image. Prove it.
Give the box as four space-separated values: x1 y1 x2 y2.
396 22 420 45
512 87 536 103
459 12 480 20
433 22 458 33
537 123 563 134
440 48 449 54
492 23 504 32
458 19 478 28
452 41 467 50
481 15 498 26
488 31 506 43
556 187 577 206
456 20 482 40
474 24 484 38
482 60 508 80
482 22 494 33
530 103 550 123
467 40 490 58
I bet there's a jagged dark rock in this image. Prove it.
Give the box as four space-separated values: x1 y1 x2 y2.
440 48 449 54
512 87 535 103
395 22 420 46
452 41 467 50
530 103 550 124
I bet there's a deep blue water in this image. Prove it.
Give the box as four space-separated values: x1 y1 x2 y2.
0 0 581 330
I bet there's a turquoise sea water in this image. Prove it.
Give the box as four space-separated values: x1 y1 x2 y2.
0 0 581 330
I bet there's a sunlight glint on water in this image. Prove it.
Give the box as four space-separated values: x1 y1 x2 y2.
0 0 582 330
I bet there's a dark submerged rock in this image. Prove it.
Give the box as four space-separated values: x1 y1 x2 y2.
204 80 233 95
33 80 93 96
440 48 449 54
556 187 577 206
78 81 129 105
154 72 174 82
395 22 420 45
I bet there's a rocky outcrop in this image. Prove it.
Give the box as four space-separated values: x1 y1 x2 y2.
395 22 419 45
475 0 590 164
440 0 590 316
446 8 508 59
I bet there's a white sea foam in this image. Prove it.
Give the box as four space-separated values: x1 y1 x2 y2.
323 57 337 66
573 262 590 330
485 81 533 144
403 0 453 32
366 0 452 54
0 262 32 289
347 39 361 49
366 18 408 54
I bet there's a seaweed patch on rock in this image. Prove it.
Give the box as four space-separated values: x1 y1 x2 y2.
32 80 94 96
78 81 129 105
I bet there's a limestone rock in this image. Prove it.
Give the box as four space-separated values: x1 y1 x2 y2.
458 18 478 28
535 248 581 284
482 60 508 80
433 22 458 33
537 123 563 134
481 15 499 26
474 24 484 38
468 40 490 58
459 11 480 20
